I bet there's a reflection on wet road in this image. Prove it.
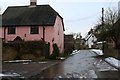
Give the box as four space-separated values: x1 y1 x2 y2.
35 50 119 79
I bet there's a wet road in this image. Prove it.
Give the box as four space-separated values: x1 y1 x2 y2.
0 39 2 73
34 50 119 79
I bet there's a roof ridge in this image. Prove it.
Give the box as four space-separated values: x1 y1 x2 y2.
8 4 50 8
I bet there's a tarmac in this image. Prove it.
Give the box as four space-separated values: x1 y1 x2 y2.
2 60 60 78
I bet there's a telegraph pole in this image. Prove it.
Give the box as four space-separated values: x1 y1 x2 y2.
102 8 105 53
102 8 104 26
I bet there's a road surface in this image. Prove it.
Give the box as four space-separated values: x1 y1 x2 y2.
0 39 2 73
2 50 119 80
32 50 119 79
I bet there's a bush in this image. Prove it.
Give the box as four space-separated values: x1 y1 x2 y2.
2 47 17 61
21 54 36 60
50 43 59 59
2 40 50 61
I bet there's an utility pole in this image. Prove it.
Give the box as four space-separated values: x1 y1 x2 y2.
102 8 105 53
102 8 104 26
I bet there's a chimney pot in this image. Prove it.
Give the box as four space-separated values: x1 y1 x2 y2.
30 0 37 6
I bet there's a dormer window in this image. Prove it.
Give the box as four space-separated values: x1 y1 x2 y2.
30 26 39 34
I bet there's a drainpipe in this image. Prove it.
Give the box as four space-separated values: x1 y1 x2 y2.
4 26 6 42
43 22 45 41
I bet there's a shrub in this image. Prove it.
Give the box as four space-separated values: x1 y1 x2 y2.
2 40 50 61
21 54 36 60
2 47 17 61
50 43 59 59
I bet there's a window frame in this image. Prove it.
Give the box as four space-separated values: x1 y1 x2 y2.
30 26 39 34
8 26 16 34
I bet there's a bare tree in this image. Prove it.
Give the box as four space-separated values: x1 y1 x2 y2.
94 8 119 48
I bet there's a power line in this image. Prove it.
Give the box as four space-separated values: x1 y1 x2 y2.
65 11 101 23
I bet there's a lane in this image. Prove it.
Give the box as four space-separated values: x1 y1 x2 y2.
34 50 119 79
0 38 2 74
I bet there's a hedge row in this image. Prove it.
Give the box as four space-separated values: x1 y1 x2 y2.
2 41 50 61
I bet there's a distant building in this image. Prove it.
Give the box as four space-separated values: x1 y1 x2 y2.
64 34 74 44
64 34 74 52
85 34 97 48
64 34 74 48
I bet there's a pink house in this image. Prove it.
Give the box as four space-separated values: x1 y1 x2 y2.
1 1 65 54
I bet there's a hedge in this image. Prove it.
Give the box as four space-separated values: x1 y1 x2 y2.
2 40 50 61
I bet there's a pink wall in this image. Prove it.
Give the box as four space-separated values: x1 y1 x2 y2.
44 26 54 54
2 15 64 55
44 16 64 54
0 27 2 38
5 26 43 41
53 16 64 53
3 26 54 54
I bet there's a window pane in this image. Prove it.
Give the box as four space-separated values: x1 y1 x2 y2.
30 26 39 34
8 26 15 34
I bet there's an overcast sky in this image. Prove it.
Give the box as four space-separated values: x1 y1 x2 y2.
0 0 119 37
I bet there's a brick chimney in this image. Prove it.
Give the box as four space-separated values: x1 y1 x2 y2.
30 0 37 6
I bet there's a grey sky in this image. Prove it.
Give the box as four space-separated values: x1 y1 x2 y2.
0 0 119 37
